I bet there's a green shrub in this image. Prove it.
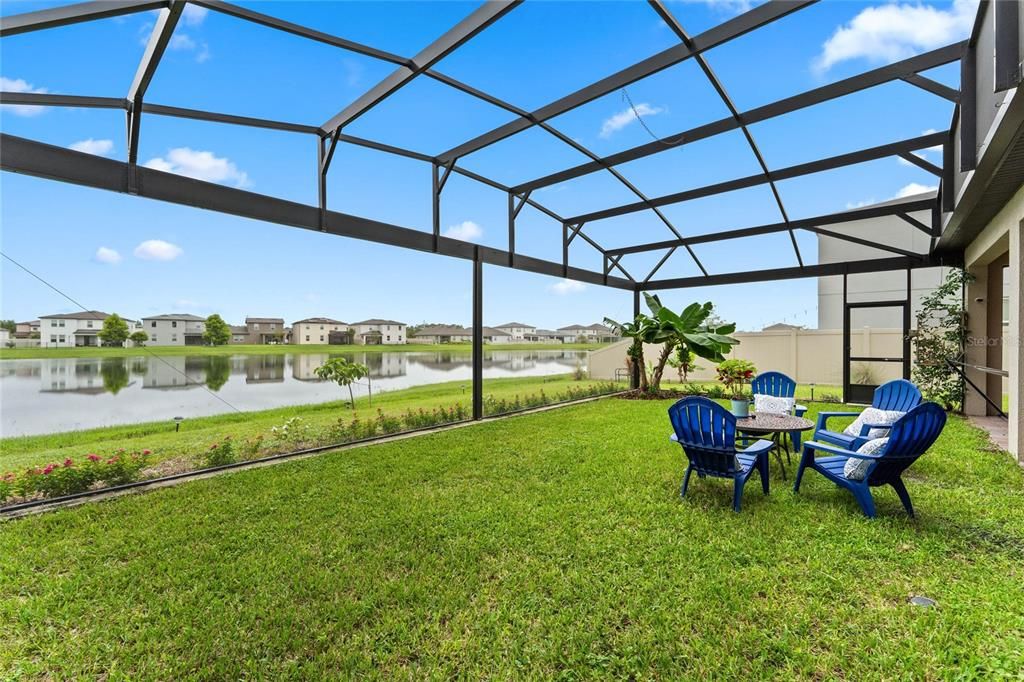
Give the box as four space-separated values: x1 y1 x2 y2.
1 449 152 505
200 438 236 468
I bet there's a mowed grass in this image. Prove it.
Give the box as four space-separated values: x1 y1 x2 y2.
0 342 602 360
2 398 1023 678
0 374 621 473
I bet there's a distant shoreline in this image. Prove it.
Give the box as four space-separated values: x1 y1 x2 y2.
0 342 608 360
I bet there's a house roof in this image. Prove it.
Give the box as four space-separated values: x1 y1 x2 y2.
481 327 510 336
293 317 346 325
142 313 206 322
353 319 405 326
558 323 613 332
495 322 532 329
245 317 283 324
39 310 111 320
411 325 468 336
762 322 804 331
17 320 39 326
229 325 248 334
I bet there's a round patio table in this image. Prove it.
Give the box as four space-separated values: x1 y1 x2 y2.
735 413 814 481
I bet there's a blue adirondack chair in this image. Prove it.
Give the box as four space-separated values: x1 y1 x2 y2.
750 371 808 455
794 402 946 518
813 379 922 451
668 396 774 512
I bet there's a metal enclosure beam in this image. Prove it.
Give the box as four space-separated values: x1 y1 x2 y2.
960 41 977 171
513 42 966 193
642 253 956 291
322 0 521 134
127 1 185 165
0 92 127 109
565 134 946 224
650 0 802 265
0 133 632 291
472 253 484 420
605 198 936 257
0 0 166 37
439 0 815 162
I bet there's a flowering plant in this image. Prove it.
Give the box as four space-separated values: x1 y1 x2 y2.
716 359 756 399
1 449 152 504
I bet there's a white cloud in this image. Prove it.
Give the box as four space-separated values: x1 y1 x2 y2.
134 239 183 261
94 247 122 264
69 138 114 156
814 0 977 72
894 182 937 198
181 4 209 26
600 103 664 138
144 148 250 187
169 33 196 50
549 279 587 295
443 220 483 242
0 76 48 117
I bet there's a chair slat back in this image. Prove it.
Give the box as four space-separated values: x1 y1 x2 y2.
751 371 796 398
668 397 739 476
873 379 922 412
868 402 946 483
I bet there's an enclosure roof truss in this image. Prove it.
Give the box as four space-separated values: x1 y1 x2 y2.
0 0 968 291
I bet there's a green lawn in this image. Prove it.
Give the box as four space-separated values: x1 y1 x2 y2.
2 398 1022 678
0 374 621 474
0 342 602 360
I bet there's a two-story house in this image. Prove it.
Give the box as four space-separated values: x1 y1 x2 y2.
13 320 40 339
243 317 285 344
351 319 406 345
494 322 535 341
557 323 618 343
141 313 206 346
291 317 352 345
39 311 135 348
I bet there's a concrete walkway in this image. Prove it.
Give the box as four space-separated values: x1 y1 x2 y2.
968 415 1010 453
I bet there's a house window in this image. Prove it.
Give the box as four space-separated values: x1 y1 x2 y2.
253 323 260 330
59 320 65 327
171 335 177 342
152 336 158 342
172 321 177 328
320 325 324 330
50 335 57 343
59 335 66 343
51 321 57 327
386 335 391 342
319 335 324 342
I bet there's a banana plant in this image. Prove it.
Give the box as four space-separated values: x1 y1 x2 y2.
642 294 740 392
603 312 659 391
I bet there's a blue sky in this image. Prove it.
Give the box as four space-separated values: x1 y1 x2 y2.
0 0 972 330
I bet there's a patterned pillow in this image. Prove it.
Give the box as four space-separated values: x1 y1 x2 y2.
844 437 888 480
753 394 795 415
843 407 905 439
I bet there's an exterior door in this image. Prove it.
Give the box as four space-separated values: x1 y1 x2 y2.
843 300 911 404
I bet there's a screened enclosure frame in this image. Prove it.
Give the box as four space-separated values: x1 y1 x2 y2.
2 0 996 411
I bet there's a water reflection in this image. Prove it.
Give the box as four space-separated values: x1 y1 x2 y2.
1 350 586 436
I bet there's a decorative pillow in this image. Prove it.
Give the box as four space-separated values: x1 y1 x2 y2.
753 394 795 415
842 407 905 439
844 437 888 480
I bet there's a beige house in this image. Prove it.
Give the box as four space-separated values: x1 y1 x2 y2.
409 325 473 344
291 317 351 345
557 323 617 343
141 313 206 346
229 325 248 344
13 320 39 339
494 322 535 341
351 319 406 345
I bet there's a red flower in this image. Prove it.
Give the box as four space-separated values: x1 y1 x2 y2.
210 444 219 450
42 464 55 475
107 457 119 464
63 458 74 468
142 449 152 455
87 454 101 462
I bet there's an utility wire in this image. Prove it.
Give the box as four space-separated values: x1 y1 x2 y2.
1 250 244 414
621 88 687 147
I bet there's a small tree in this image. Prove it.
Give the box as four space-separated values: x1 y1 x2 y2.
667 347 700 384
913 267 972 410
129 330 148 347
314 357 370 409
0 320 15 334
98 314 130 347
203 314 231 346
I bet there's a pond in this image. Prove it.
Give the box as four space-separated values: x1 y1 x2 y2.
0 350 588 437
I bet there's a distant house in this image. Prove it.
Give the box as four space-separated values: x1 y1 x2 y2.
494 322 535 341
481 327 512 344
229 325 248 344
409 325 472 344
557 323 618 343
13 320 39 339
292 317 351 345
762 322 805 332
141 313 206 346
38 311 136 348
243 317 286 344
351 319 406 345
533 329 564 343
